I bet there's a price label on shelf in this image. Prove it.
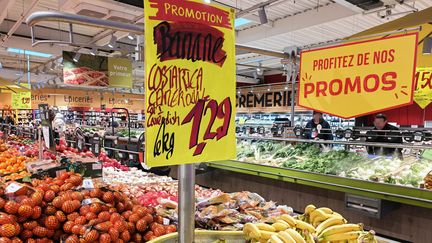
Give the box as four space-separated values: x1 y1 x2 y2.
144 0 236 166
77 139 84 151
42 126 50 148
6 183 23 194
82 179 94 189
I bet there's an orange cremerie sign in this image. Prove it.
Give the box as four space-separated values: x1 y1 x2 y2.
299 33 418 119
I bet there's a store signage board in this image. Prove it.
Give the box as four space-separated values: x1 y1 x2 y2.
144 0 236 166
299 34 418 119
63 51 132 88
236 84 307 113
11 91 31 109
413 67 432 109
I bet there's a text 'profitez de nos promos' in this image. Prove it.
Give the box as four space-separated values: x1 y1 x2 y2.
303 48 398 98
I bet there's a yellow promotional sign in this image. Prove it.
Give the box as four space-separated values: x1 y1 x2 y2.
12 91 32 109
414 67 432 109
299 34 418 118
144 0 236 166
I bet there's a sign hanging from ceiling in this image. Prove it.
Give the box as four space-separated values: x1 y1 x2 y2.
11 92 32 109
144 0 236 166
299 33 418 118
63 51 132 88
413 67 432 109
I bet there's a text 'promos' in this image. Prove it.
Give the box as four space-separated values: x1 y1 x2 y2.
299 34 418 118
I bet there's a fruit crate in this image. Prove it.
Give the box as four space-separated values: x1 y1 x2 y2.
147 230 245 243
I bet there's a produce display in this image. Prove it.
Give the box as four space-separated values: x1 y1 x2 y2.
0 141 30 175
0 129 407 242
117 129 143 139
64 67 108 86
157 191 293 231
243 204 377 243
0 172 176 242
237 140 432 188
99 152 129 171
103 167 173 186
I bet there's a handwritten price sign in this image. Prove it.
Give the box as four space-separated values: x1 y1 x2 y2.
145 0 236 166
413 67 432 109
12 92 32 109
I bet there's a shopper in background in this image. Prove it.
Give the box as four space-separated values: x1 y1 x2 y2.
305 111 333 140
366 114 403 158
53 113 66 137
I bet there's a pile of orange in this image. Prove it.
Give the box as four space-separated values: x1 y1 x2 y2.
1 171 31 182
0 149 29 175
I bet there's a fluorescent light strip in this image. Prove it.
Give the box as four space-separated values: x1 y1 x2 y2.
235 18 252 28
7 48 52 58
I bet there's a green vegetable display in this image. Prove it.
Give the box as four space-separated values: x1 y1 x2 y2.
236 140 432 188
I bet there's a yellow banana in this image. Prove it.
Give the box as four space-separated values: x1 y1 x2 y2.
309 209 327 224
316 217 347 235
312 213 332 227
277 231 296 243
285 229 306 243
318 207 333 214
279 214 296 227
272 222 289 231
269 235 284 243
256 223 276 232
243 223 261 239
305 204 316 215
304 232 315 243
320 231 363 241
294 219 316 233
276 220 291 227
319 224 363 238
260 230 277 240
332 212 345 219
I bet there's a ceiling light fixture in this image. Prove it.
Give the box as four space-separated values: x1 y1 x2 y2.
90 47 98 56
258 6 268 25
127 34 134 40
73 53 81 62
256 63 264 76
108 35 117 49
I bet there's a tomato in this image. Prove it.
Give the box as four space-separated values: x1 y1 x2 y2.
143 231 154 241
153 226 166 237
154 215 163 224
143 214 154 224
150 223 161 232
165 225 177 233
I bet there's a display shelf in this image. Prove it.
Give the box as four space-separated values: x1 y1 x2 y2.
207 160 432 208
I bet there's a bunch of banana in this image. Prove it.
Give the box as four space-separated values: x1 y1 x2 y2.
243 204 379 243
243 214 315 243
303 204 378 243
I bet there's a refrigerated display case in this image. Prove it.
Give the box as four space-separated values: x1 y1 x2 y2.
207 129 432 209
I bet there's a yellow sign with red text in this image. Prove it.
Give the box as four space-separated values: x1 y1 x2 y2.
414 67 432 109
144 0 236 166
299 34 418 118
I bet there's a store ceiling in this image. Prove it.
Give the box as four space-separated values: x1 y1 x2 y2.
0 0 431 89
